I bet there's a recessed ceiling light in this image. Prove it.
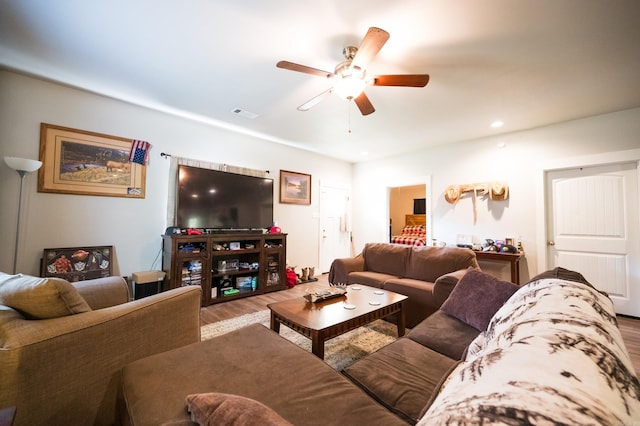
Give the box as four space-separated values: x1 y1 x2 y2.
491 120 504 128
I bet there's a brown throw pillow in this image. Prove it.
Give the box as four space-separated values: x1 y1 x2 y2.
186 393 292 426
0 273 91 319
440 269 518 331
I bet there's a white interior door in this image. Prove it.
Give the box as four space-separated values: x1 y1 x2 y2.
546 162 640 316
319 184 350 273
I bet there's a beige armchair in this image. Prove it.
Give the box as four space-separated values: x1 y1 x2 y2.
0 273 202 426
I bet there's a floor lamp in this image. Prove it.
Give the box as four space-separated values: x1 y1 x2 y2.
5 156 43 274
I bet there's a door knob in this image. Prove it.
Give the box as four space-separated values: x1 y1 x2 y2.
547 241 555 246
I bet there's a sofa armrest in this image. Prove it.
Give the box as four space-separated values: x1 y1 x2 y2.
329 254 364 284
73 276 130 309
0 285 201 426
432 268 472 308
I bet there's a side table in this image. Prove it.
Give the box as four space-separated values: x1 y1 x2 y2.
474 251 524 284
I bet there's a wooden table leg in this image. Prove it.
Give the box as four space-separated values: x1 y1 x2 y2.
270 311 280 333
396 303 407 337
311 331 324 359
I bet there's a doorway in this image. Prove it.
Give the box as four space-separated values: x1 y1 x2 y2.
542 151 640 317
318 183 351 273
386 176 432 244
389 184 427 240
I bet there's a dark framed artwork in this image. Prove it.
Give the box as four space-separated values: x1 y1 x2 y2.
38 123 146 198
279 170 311 205
41 246 113 281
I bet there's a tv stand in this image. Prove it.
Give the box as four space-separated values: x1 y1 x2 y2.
162 232 287 306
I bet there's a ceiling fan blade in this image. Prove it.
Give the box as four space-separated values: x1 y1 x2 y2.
370 74 430 87
277 61 333 78
354 92 375 116
298 88 333 111
352 27 390 70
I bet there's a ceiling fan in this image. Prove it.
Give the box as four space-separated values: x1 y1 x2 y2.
277 27 429 116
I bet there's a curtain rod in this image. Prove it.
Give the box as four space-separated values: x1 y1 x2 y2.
161 152 269 176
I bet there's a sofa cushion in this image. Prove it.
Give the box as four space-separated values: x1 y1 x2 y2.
382 278 435 302
440 269 518 331
405 246 478 282
72 276 129 309
343 337 457 424
0 273 91 319
407 310 479 360
362 243 410 277
347 271 398 288
186 393 292 426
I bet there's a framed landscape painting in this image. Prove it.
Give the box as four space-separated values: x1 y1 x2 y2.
38 123 146 198
41 246 113 281
280 170 311 205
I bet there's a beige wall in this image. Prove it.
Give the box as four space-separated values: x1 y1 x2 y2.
0 71 352 276
352 108 640 282
3 69 639 284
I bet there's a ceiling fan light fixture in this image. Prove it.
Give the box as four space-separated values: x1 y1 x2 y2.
334 75 366 99
333 61 366 100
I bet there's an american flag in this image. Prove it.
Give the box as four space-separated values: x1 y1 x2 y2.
129 140 151 165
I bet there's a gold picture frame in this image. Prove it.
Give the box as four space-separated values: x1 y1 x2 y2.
38 123 146 198
279 170 311 205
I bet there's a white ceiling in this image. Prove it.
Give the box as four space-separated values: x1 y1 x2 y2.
2 1 640 163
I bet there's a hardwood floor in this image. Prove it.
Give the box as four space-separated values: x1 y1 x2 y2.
200 274 640 374
618 315 640 374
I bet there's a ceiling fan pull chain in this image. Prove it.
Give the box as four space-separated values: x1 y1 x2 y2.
348 100 352 133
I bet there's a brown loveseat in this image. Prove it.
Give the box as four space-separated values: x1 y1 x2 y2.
0 272 202 426
329 243 480 327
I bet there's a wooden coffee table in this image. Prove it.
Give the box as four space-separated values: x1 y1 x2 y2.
267 285 407 359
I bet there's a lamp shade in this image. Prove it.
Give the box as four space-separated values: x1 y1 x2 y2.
4 156 42 173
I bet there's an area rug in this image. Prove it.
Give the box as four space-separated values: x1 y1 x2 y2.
201 310 401 371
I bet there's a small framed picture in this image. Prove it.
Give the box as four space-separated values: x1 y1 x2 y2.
279 170 311 205
229 242 241 250
505 237 514 246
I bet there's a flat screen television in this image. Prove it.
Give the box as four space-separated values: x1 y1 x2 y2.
176 165 274 231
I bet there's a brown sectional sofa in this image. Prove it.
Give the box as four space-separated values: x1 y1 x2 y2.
119 268 640 425
118 315 476 425
329 243 480 327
